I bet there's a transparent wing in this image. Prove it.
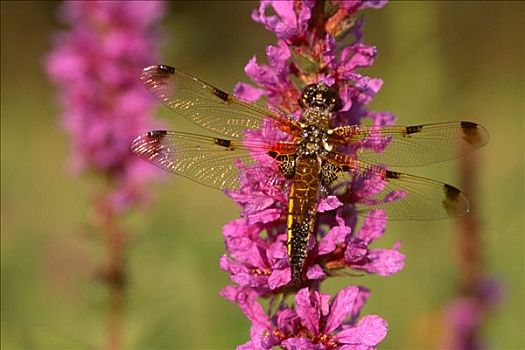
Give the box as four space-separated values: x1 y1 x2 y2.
131 130 296 191
330 121 489 167
140 65 302 139
325 152 469 220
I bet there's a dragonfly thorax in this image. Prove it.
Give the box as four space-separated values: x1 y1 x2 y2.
297 124 332 157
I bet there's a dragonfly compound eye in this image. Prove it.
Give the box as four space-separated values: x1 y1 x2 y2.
299 83 342 112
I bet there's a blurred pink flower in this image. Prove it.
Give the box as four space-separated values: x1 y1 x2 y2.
441 274 503 349
46 0 166 211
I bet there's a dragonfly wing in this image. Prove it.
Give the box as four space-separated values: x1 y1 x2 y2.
140 65 301 139
131 130 293 191
331 121 489 167
356 165 469 220
324 152 469 220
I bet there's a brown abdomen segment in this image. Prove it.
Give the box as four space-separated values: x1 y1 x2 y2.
287 156 320 285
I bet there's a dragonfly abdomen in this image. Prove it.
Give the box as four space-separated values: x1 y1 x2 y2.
287 156 320 285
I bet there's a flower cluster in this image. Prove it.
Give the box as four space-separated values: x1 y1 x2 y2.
46 1 166 211
222 285 387 349
220 1 403 348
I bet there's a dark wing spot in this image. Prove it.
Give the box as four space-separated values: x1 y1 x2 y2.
386 170 401 179
461 121 483 146
442 183 468 217
406 125 423 135
157 65 175 74
268 151 279 158
212 88 229 102
444 183 461 199
460 121 478 130
214 138 232 149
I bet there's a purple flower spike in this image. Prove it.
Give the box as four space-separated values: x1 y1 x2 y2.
46 1 166 211
46 2 167 348
220 1 402 347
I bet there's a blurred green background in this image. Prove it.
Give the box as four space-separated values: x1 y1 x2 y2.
1 1 523 349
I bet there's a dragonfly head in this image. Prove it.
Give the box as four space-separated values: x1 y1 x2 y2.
299 83 342 113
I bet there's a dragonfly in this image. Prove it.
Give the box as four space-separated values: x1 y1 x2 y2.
131 65 489 285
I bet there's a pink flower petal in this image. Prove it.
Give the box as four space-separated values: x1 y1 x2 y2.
325 286 359 334
350 287 371 321
317 195 343 212
236 290 272 329
281 337 316 350
247 208 282 224
356 211 386 243
318 223 351 255
268 268 291 289
266 40 291 75
361 247 405 276
294 288 320 335
335 315 388 346
306 264 326 280
234 82 266 102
